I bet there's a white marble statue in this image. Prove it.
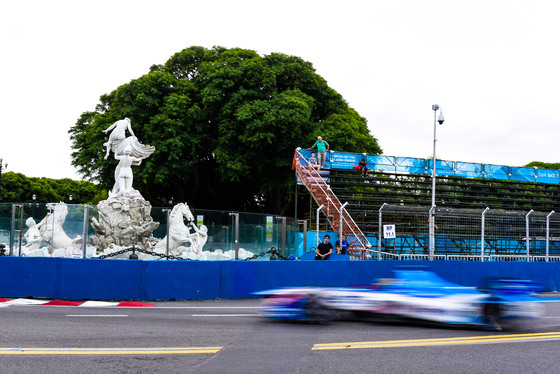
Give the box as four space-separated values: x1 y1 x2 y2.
111 146 143 198
23 217 42 251
188 223 208 254
154 203 210 256
32 203 79 250
102 118 155 199
103 118 135 159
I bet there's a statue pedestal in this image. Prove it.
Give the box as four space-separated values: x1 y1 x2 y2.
90 198 159 252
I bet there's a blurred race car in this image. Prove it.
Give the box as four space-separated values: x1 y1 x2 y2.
255 268 543 330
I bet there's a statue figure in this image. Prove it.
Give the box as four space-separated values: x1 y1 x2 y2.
111 146 143 198
102 118 155 200
154 203 209 256
103 118 135 159
188 223 208 255
23 217 42 251
34 203 76 249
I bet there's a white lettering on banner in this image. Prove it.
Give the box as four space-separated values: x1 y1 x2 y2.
331 153 360 168
383 224 396 239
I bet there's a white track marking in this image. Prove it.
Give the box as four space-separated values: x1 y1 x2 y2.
150 306 261 309
5 299 49 305
66 315 128 317
78 301 120 307
191 314 257 317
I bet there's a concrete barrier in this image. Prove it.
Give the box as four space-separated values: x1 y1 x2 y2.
0 257 559 300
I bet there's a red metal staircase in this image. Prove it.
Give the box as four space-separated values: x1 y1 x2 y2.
293 149 372 258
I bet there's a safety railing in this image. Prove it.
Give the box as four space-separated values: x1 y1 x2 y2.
374 204 560 262
297 149 560 185
371 252 560 262
294 148 372 257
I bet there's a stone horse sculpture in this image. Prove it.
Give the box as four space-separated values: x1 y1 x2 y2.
33 203 77 250
154 203 202 256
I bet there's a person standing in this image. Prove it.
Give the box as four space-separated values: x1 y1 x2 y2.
308 136 329 170
315 234 333 260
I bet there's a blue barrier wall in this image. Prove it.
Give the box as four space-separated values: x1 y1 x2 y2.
1 257 560 300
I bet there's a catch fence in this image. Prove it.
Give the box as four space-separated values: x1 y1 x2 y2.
375 205 560 262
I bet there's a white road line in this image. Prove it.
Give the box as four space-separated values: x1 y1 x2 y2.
6 299 49 305
0 304 261 309
78 301 119 307
149 306 261 309
191 314 257 317
66 315 128 317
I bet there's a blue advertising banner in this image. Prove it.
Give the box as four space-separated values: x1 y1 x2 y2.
296 150 560 185
331 152 362 169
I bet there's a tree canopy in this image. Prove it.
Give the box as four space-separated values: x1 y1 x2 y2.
0 171 102 204
525 161 560 169
69 46 382 214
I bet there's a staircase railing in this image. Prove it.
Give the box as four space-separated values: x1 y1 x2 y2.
293 149 373 258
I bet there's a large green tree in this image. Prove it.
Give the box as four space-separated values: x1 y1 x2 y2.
525 161 560 169
69 46 381 214
0 171 102 204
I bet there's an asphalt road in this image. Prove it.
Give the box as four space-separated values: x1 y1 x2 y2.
1 298 560 374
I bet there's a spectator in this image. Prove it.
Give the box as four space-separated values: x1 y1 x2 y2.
315 234 333 260
308 136 329 170
358 158 369 178
335 234 348 255
308 152 319 171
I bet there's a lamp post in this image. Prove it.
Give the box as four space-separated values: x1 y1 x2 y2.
32 194 37 218
0 158 7 196
429 104 445 260
69 195 73 204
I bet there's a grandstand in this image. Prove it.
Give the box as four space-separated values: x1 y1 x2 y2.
294 149 560 259
296 150 560 228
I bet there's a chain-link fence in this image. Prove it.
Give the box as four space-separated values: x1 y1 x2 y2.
3 201 560 262
376 205 560 262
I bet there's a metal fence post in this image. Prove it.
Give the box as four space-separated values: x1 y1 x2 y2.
229 213 240 260
428 206 435 261
526 209 534 261
339 202 348 245
296 219 309 255
163 209 170 258
481 207 489 261
378 203 388 261
9 204 19 256
546 211 555 262
316 204 324 248
50 205 55 253
81 205 89 258
281 216 286 258
302 220 308 254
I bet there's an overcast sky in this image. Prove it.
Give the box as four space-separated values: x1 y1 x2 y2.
1 0 559 180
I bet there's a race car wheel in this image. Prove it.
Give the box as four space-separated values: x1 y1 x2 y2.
482 298 503 331
306 296 336 324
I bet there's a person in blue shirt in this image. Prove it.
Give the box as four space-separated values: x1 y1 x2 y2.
308 136 329 170
308 152 319 170
335 234 348 255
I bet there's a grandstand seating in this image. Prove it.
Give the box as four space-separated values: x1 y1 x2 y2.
295 150 560 238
